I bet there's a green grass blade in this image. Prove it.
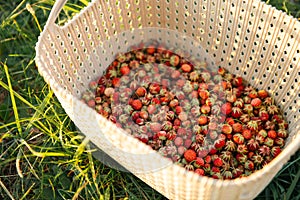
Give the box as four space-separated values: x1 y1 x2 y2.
3 62 22 135
0 178 16 200
286 167 300 200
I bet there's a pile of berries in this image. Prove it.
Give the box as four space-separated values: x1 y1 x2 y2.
81 40 289 179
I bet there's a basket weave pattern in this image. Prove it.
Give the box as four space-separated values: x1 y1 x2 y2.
36 0 300 199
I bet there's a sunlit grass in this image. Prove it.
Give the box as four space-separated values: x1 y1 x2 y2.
0 0 299 199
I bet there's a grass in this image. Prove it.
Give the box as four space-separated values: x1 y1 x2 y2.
0 0 299 199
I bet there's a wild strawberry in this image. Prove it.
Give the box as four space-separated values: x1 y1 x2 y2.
218 67 226 76
214 139 226 149
131 99 143 110
259 145 270 156
277 129 288 138
237 144 248 154
221 102 232 115
242 129 252 140
120 64 130 75
169 99 179 108
243 104 253 113
200 104 211 114
198 89 209 100
232 122 243 133
267 130 277 139
251 98 262 108
184 139 193 148
233 98 244 108
181 63 192 73
251 154 263 165
271 146 281 157
244 160 254 171
170 54 180 66
247 120 259 131
149 83 160 94
225 117 235 125
135 118 145 125
149 122 162 133
189 71 200 81
233 133 245 144
236 153 247 164
195 168 205 176
222 124 232 135
240 114 250 123
258 89 269 99
194 157 205 168
213 157 223 167
274 137 285 147
225 140 236 151
156 131 167 140
104 87 115 97
264 137 274 147
220 151 232 161
198 115 208 125
135 87 147 97
175 106 183 115
248 90 258 99
267 105 279 114
247 139 259 151
231 107 243 118
259 109 269 121
184 149 197 162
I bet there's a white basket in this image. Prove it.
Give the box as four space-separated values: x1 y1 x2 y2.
35 0 300 199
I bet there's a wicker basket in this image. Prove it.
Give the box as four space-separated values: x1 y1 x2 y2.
35 0 300 199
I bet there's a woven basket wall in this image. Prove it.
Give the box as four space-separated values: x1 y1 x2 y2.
35 0 300 199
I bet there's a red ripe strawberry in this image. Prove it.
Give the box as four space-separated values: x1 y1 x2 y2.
214 139 226 149
184 149 197 162
213 157 223 167
231 107 243 118
194 157 205 167
135 87 147 97
139 110 149 120
251 98 262 108
271 146 281 157
221 102 232 115
242 129 252 140
181 63 192 73
200 104 211 114
204 155 212 164
198 115 208 125
175 106 183 115
277 129 288 138
146 45 156 55
267 130 277 139
87 99 95 107
233 76 243 86
226 117 235 125
184 139 193 148
232 122 243 133
222 124 232 134
218 67 226 76
233 133 245 144
258 89 269 99
120 64 130 75
198 89 209 100
195 168 205 176
233 98 244 108
112 77 120 87
131 99 142 110
259 109 269 121
149 83 160 94
248 90 258 99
